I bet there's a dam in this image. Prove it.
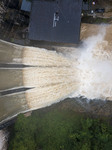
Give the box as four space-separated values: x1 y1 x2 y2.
0 23 112 125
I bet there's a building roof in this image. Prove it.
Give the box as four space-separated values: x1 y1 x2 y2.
29 0 82 44
21 0 31 12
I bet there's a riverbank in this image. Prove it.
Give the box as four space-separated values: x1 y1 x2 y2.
8 98 112 150
6 97 112 149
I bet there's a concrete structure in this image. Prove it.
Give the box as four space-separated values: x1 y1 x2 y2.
29 0 83 44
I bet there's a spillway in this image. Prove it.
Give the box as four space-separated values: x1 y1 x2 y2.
0 23 112 124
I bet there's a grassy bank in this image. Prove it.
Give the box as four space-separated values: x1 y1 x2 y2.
8 106 112 150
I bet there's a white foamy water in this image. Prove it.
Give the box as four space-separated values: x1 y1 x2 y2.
22 24 112 110
71 25 112 100
0 24 112 124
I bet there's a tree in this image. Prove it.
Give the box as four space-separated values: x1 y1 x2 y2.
8 110 112 150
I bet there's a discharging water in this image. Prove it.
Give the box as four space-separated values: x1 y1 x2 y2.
0 24 112 125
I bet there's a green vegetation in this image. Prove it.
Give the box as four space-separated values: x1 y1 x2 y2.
8 109 112 150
